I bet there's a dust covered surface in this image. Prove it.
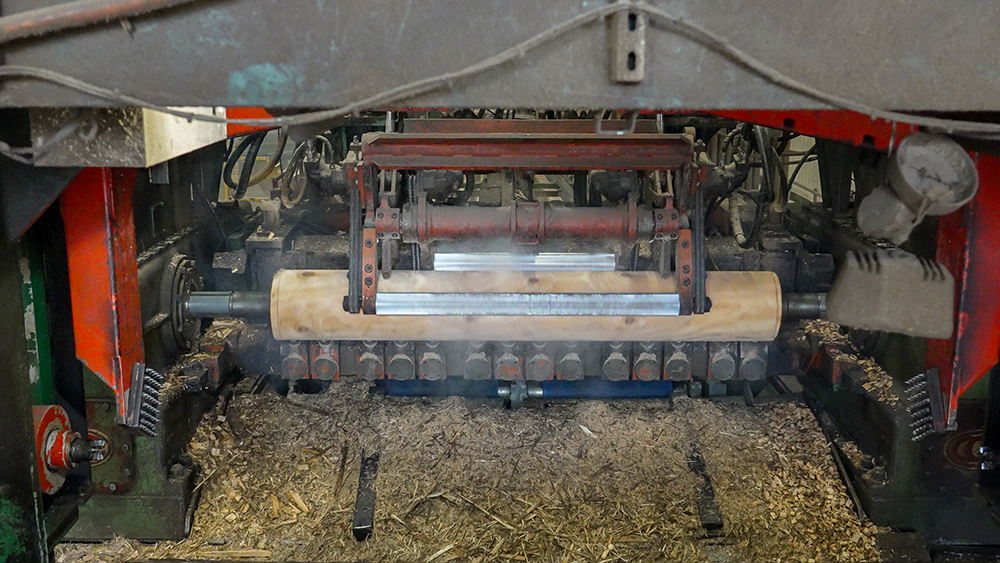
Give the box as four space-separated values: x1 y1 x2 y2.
58 380 880 562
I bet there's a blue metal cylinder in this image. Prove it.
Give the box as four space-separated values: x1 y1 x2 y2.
377 377 673 400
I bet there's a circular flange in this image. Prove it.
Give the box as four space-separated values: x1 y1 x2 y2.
161 254 204 353
33 405 76 494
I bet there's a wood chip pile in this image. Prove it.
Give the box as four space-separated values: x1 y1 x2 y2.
799 320 899 406
58 379 880 562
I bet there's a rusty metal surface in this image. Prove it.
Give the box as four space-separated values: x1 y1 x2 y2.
60 167 144 424
360 133 694 171
2 1 999 112
398 201 667 243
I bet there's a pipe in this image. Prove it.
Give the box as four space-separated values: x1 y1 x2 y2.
184 291 269 319
378 378 674 400
270 270 783 342
535 379 674 399
782 293 827 320
399 201 672 243
0 0 203 46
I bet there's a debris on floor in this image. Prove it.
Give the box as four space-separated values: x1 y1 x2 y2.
57 379 881 562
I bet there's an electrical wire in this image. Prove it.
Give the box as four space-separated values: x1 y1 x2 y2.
787 145 817 194
0 0 205 46
234 133 264 199
222 130 287 190
0 1 998 138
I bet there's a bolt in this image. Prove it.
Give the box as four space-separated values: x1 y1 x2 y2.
387 353 415 381
281 354 308 380
526 353 553 381
664 351 691 381
634 352 660 381
358 351 384 381
311 356 339 380
495 352 521 381
557 352 584 381
365 240 373 248
419 351 446 381
464 351 491 380
740 352 767 381
603 352 629 381
709 349 736 381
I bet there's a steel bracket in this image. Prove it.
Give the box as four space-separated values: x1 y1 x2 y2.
609 5 646 83
676 229 694 315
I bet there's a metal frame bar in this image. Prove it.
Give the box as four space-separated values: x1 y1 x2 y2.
59 168 144 424
926 154 1000 429
360 133 694 171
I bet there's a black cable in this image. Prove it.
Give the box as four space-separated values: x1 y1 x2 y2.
231 133 264 200
787 145 817 191
222 134 256 191
738 125 773 249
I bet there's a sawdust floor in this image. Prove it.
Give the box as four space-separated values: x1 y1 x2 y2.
58 379 881 562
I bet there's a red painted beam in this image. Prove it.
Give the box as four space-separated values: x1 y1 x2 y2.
927 154 1000 428
60 168 144 424
226 107 274 137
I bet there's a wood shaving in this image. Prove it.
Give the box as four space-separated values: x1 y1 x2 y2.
800 320 899 406
57 381 880 562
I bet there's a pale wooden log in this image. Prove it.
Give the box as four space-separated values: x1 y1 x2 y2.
270 270 781 342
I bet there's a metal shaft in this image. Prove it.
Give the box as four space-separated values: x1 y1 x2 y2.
782 293 827 320
184 291 270 318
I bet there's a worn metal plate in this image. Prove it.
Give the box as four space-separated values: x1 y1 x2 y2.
0 1 998 111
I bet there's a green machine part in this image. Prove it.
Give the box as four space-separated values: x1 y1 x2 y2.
19 232 55 406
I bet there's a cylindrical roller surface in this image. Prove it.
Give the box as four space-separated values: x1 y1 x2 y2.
271 270 782 342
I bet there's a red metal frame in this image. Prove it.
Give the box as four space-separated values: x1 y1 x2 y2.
927 154 1000 428
60 168 144 424
707 109 998 426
